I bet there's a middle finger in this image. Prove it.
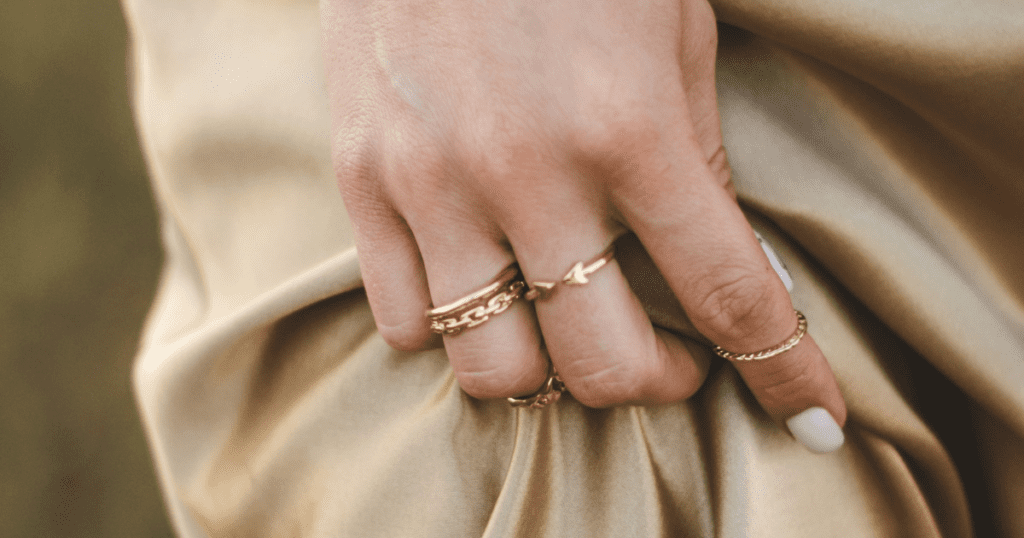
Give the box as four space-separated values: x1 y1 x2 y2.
507 202 710 408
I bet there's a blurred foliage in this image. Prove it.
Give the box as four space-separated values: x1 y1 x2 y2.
0 0 172 536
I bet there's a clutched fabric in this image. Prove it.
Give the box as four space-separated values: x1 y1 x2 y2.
123 0 1024 536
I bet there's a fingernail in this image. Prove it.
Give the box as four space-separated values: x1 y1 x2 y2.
786 407 844 454
754 231 793 292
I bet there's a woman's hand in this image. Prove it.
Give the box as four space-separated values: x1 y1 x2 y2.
320 0 846 449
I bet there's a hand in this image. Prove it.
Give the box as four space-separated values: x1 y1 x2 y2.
320 0 846 449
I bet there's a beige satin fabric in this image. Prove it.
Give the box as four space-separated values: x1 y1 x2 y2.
122 0 1024 536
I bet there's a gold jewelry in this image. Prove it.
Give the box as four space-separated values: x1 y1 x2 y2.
712 310 808 361
426 264 526 335
508 366 566 409
524 243 617 301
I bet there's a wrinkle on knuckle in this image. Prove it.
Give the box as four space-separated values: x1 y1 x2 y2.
689 268 775 344
751 354 817 409
454 370 508 400
446 333 547 399
454 360 540 400
568 354 650 407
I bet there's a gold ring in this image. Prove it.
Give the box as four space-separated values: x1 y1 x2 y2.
712 310 808 361
524 243 616 301
507 365 566 409
426 264 526 335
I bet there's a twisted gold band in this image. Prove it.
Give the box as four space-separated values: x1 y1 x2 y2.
426 264 525 336
712 310 808 361
507 365 565 409
524 243 617 301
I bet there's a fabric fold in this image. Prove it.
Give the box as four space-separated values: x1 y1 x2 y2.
123 0 1024 535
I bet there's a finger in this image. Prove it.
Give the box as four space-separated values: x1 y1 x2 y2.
677 0 726 171
412 219 549 400
664 0 733 196
613 113 847 451
343 191 437 351
506 207 709 408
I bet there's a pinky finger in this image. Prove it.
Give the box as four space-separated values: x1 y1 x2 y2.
349 200 435 350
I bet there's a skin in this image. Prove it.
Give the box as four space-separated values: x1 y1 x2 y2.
319 0 847 428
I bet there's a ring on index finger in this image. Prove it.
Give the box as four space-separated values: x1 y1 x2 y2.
426 264 526 336
712 310 808 361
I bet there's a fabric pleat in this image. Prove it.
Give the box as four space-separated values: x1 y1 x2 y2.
122 0 1024 535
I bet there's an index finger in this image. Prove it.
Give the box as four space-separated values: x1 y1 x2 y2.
611 120 847 454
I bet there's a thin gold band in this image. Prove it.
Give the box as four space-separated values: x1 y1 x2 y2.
524 243 617 301
426 264 525 336
712 310 808 361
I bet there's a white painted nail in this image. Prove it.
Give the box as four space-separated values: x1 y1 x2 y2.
754 231 793 292
786 407 844 454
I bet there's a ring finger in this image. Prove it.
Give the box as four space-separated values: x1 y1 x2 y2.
413 220 549 399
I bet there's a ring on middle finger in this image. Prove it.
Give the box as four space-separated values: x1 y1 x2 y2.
524 243 617 301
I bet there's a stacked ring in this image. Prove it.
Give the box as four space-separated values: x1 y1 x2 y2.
427 246 809 411
426 264 526 336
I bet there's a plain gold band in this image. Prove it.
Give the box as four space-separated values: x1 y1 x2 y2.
712 310 808 361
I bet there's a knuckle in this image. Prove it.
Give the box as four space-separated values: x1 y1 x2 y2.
457 124 546 190
749 353 820 410
332 121 378 188
670 362 706 401
566 353 651 408
707 146 732 187
377 317 432 352
373 135 453 220
454 371 508 400
570 110 661 168
385 132 446 187
333 151 376 203
679 6 719 67
459 142 516 186
689 267 777 344
455 366 538 400
451 346 546 400
656 333 711 401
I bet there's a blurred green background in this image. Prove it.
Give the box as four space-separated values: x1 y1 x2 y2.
1 0 173 536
